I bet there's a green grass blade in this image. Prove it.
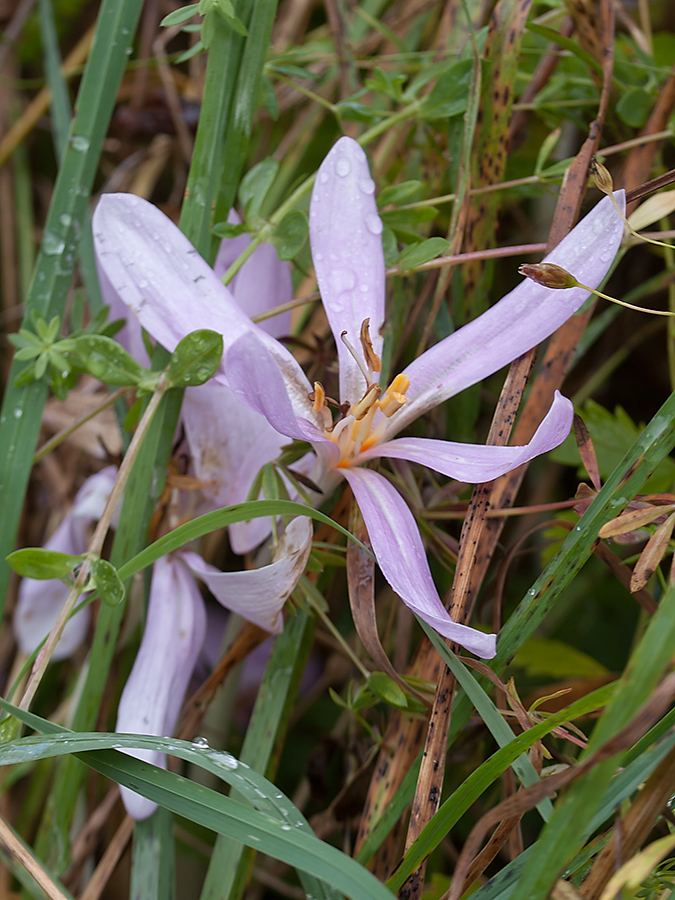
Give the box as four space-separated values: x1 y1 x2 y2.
514 579 675 899
131 808 176 900
199 611 338 900
386 682 616 893
0 702 396 900
212 0 279 248
180 9 249 257
470 724 675 900
419 624 554 818
357 386 675 864
0 0 145 614
117 499 371 581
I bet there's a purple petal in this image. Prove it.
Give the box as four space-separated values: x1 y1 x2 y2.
341 467 496 658
214 211 293 339
225 332 339 467
116 555 206 820
393 192 626 434
14 577 90 662
93 194 303 388
363 391 573 481
182 383 288 554
13 466 118 659
310 137 385 407
98 263 150 366
181 516 313 633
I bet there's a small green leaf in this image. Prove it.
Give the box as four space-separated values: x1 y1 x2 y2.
175 39 204 63
271 210 308 260
418 60 473 120
12 346 42 361
398 237 449 271
336 100 383 123
368 672 409 709
160 3 200 27
201 8 215 48
239 158 279 220
266 63 313 80
7 549 86 580
382 227 399 268
377 181 423 207
512 637 610 680
380 206 437 227
167 329 223 387
90 559 125 607
260 73 279 121
213 0 247 35
616 88 653 128
212 221 248 239
67 334 150 386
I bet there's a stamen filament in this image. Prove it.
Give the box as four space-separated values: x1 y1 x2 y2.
351 383 382 420
340 330 371 388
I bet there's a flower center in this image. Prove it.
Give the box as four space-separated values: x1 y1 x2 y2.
308 319 410 467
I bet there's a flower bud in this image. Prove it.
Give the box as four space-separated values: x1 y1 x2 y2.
518 262 579 290
590 158 614 194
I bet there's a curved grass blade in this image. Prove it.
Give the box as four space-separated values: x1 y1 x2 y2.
0 700 395 900
117 499 373 581
0 0 145 615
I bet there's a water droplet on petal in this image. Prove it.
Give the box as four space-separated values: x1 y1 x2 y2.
315 251 323 261
359 178 375 195
319 171 329 184
365 214 383 235
336 157 351 177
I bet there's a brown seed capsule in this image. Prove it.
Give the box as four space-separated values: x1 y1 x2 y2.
518 262 578 289
590 158 614 194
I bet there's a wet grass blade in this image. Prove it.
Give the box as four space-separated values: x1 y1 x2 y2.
0 0 145 616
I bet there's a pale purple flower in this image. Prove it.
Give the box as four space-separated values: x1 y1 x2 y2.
115 553 206 820
13 466 118 660
115 516 312 819
97 204 294 554
92 144 625 658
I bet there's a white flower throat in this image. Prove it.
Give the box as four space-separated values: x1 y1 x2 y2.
309 318 410 467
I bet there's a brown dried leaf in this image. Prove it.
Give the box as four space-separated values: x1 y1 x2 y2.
630 513 675 593
574 413 601 491
346 503 428 707
598 504 675 538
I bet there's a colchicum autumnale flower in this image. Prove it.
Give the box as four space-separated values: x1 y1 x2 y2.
93 139 625 659
97 212 312 818
99 209 294 554
115 517 312 820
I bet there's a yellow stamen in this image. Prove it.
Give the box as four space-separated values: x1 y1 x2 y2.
348 404 379 460
310 381 326 413
379 373 410 418
360 318 382 374
351 383 381 420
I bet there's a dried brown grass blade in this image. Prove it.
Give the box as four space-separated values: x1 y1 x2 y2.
630 513 675 593
346 503 428 705
574 413 602 492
